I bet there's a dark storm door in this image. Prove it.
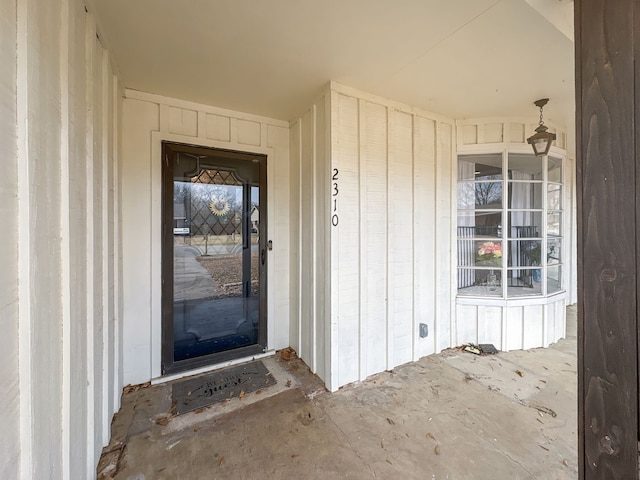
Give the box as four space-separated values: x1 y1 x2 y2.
161 142 267 375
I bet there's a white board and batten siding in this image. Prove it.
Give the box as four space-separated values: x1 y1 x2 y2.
454 119 573 352
5 2 124 478
121 91 291 385
455 301 566 351
289 95 332 383
292 83 456 392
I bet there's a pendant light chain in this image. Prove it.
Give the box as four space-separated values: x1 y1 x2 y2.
539 105 544 126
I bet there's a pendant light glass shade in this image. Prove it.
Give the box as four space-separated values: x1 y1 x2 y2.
527 99 556 156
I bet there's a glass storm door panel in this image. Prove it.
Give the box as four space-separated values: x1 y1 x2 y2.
162 143 267 374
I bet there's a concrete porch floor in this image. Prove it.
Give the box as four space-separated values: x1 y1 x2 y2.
100 307 577 480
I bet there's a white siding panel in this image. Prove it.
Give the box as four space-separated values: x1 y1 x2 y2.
505 306 524 351
206 114 231 141
478 306 502 347
543 298 566 346
361 101 388 377
523 304 544 349
510 123 525 143
289 121 301 353
413 116 437 358
168 106 197 136
11 2 123 476
303 85 458 390
122 99 159 385
435 123 454 352
23 1 64 475
67 5 90 476
456 304 478 346
88 32 105 467
484 123 503 143
555 299 566 341
314 99 329 380
238 119 261 146
292 84 461 391
300 109 314 364
462 125 477 144
388 109 414 368
0 0 19 477
334 94 360 387
544 303 554 347
291 93 331 386
266 124 291 350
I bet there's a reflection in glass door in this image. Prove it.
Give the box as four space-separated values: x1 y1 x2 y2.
162 143 267 374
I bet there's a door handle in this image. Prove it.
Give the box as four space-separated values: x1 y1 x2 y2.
261 248 266 265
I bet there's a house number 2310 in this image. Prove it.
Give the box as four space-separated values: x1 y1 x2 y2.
332 168 339 227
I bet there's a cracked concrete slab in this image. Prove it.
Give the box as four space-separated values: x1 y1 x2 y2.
100 308 578 480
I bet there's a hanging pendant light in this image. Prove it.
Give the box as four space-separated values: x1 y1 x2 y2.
527 98 556 156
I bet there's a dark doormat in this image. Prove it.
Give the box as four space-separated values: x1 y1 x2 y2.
172 360 276 415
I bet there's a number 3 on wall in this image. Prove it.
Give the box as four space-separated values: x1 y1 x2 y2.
332 168 339 227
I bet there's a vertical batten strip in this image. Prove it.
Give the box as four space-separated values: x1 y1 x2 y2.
101 48 111 446
312 96 327 380
385 109 394 370
297 118 303 354
60 0 71 477
433 122 441 351
84 11 96 477
412 117 420 361
323 92 333 386
300 109 313 362
197 111 206 138
159 104 169 133
447 123 457 348
293 119 302 353
410 114 417 361
501 306 508 351
16 0 34 476
149 131 162 379
91 28 105 468
311 104 318 372
358 99 367 380
329 89 340 391
260 121 268 148
112 76 123 415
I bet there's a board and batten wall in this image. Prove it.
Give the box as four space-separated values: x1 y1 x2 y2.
2 1 123 478
291 83 457 392
121 90 291 386
455 118 575 351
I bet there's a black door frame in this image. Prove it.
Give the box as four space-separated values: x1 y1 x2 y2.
161 141 268 375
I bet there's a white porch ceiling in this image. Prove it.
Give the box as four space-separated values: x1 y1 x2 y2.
90 0 574 128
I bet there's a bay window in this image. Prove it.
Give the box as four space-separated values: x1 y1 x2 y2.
457 152 563 298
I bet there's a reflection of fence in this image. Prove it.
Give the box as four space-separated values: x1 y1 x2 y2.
457 226 500 288
509 226 537 288
457 226 538 289
189 201 242 236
